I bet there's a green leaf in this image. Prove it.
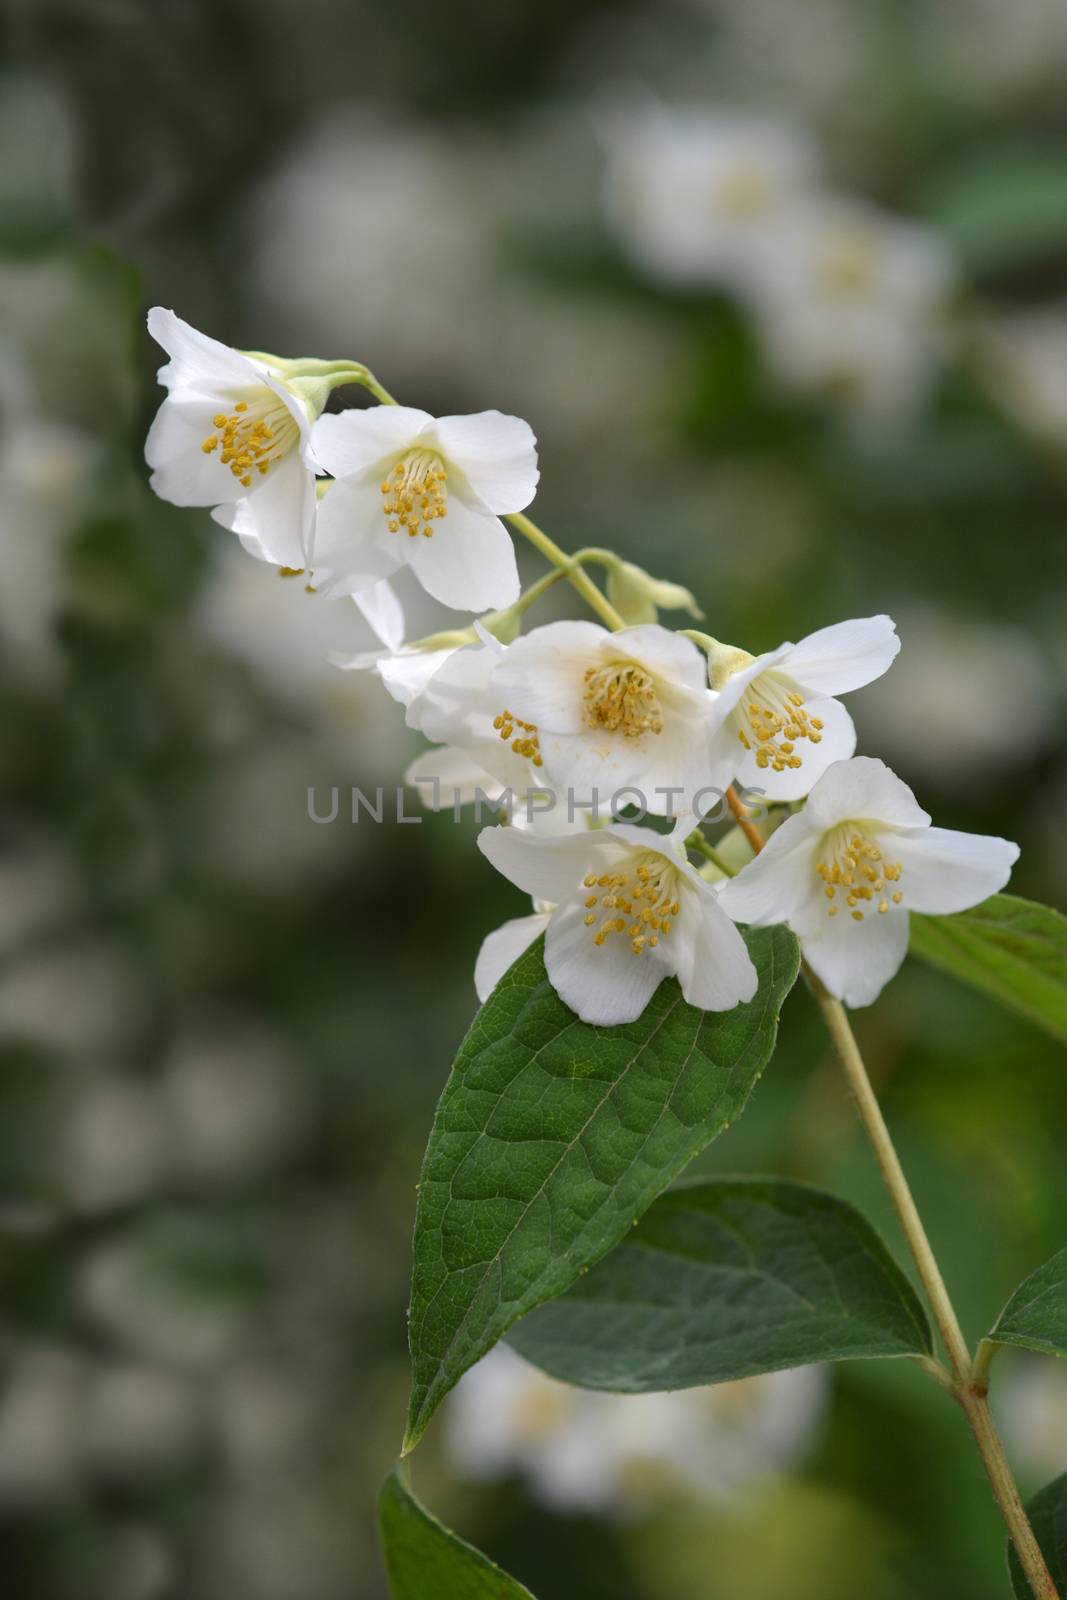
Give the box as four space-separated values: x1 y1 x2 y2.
925 145 1067 276
909 894 1067 1045
1008 1470 1067 1599
379 1468 537 1599
989 1248 1067 1362
404 927 800 1452
508 1176 931 1390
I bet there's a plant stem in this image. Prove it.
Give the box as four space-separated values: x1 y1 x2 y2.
506 512 626 630
727 783 1056 1596
809 974 1057 1598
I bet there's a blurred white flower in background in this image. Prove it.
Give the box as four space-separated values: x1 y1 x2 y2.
855 605 1055 794
245 110 494 392
445 1345 826 1516
0 1346 87 1506
82 1365 204 1484
0 936 145 1058
920 0 1067 107
0 833 80 958
973 307 1067 449
58 1076 172 1214
995 1353 1067 1483
602 104 819 292
748 198 956 425
160 1022 311 1186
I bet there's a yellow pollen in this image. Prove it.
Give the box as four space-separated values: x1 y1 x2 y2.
494 709 542 768
583 661 664 739
582 853 679 957
201 390 298 486
380 449 448 539
736 676 822 773
816 824 904 926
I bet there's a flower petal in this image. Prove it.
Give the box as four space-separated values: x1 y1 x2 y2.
781 615 900 697
406 500 520 612
475 913 551 1001
673 883 759 1011
211 452 314 569
434 410 539 514
478 823 603 905
309 478 401 591
146 397 248 507
545 896 668 1024
493 621 608 733
890 826 1018 914
407 746 504 809
737 695 856 803
310 406 434 479
716 813 819 925
351 579 405 650
147 307 258 393
804 757 930 834
794 896 910 1007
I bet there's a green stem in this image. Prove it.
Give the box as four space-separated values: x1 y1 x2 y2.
807 972 1058 1599
686 832 735 878
505 512 626 630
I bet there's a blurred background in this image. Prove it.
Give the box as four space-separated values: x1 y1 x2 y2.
2 1 1067 1596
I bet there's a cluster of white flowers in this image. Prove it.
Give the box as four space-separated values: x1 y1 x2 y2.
601 105 955 425
445 1345 826 1516
146 309 1019 1025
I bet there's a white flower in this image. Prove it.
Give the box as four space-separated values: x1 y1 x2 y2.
309 404 538 612
973 305 1067 447
145 308 324 570
746 199 955 423
705 615 900 803
492 621 728 819
474 899 553 1001
718 756 1019 1007
445 1345 825 1516
478 820 757 1024
602 105 819 291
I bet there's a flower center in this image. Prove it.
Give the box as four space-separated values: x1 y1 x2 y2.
734 678 823 773
493 709 543 768
816 824 903 923
818 229 878 297
380 449 448 538
582 856 680 956
201 394 299 489
583 662 664 739
714 165 772 219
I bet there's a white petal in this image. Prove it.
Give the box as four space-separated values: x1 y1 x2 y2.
146 397 246 507
674 885 759 1011
545 897 668 1024
795 897 910 1007
493 622 608 733
890 827 1018 914
407 746 504 808
352 579 405 650
210 452 315 570
406 501 520 611
781 615 900 697
309 478 401 590
478 823 606 905
804 757 930 834
475 913 551 1001
716 813 818 925
310 406 433 479
434 410 539 513
605 624 710 696
147 307 257 393
373 646 456 709
736 696 856 803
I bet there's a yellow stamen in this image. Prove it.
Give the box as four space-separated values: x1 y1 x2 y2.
816 823 904 926
583 661 664 739
380 449 448 540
